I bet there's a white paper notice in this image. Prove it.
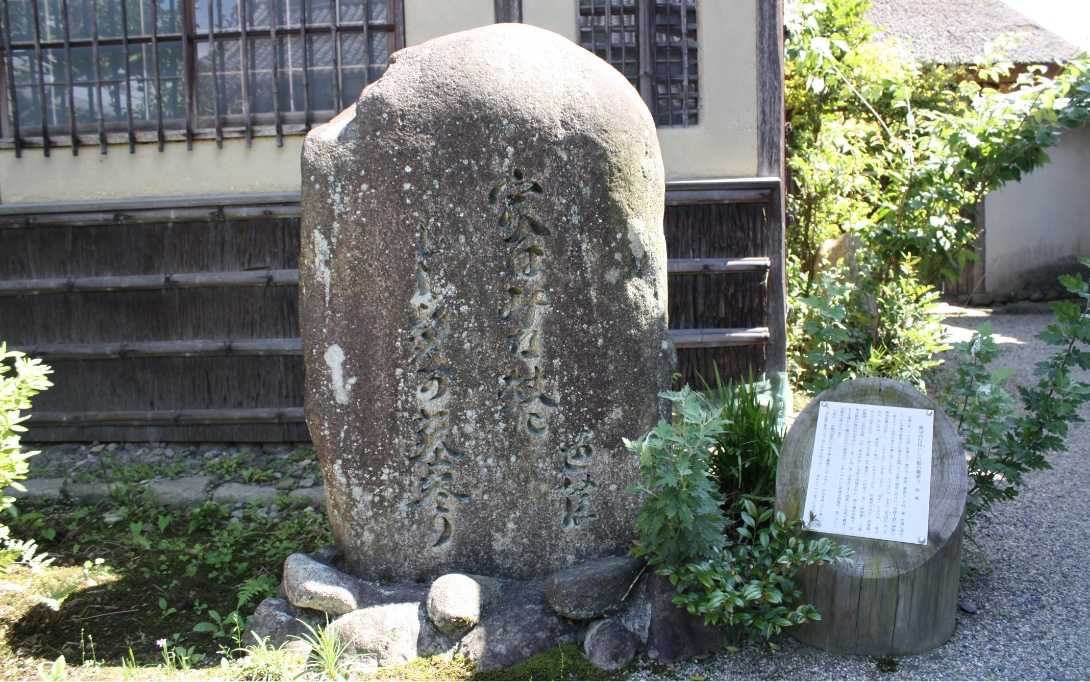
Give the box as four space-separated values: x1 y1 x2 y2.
803 401 934 545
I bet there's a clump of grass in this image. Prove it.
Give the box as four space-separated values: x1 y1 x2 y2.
291 619 364 681
699 365 784 521
234 635 302 681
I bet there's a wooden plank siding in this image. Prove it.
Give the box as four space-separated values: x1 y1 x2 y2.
1 179 785 442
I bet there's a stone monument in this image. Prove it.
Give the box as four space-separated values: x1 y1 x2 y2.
299 23 675 582
776 378 967 655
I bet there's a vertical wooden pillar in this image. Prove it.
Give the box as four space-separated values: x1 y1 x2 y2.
757 0 786 374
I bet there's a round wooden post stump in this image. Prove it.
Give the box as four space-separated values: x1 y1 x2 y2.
776 378 967 656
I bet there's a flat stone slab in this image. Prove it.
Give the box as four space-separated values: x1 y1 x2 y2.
66 482 120 504
288 485 325 505
3 478 63 502
301 22 673 581
212 483 278 505
148 476 209 506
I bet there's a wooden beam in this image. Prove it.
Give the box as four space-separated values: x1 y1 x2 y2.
10 338 302 360
666 189 771 205
667 257 770 275
494 0 522 23
757 0 787 375
669 327 770 349
27 408 306 426
0 269 300 296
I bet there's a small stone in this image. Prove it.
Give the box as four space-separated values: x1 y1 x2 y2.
90 445 105 454
583 618 637 671
283 553 365 615
152 448 165 456
211 483 278 505
148 476 210 506
327 603 422 666
959 600 978 614
426 573 501 636
288 485 325 505
276 478 297 490
263 443 294 455
545 555 645 619
297 476 316 489
141 522 156 533
2 478 64 502
102 513 123 524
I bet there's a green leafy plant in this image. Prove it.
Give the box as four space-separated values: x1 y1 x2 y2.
662 501 853 641
784 0 1090 395
941 261 1090 525
625 387 729 567
700 367 784 518
193 608 252 651
36 654 66 681
1 344 52 562
157 633 203 671
627 388 852 643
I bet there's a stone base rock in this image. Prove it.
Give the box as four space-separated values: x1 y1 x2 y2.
427 574 501 636
456 581 581 671
545 556 645 619
250 553 722 672
283 553 366 615
328 603 422 667
242 597 324 650
583 618 638 671
619 571 724 663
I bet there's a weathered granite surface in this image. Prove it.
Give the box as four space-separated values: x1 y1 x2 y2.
300 23 673 581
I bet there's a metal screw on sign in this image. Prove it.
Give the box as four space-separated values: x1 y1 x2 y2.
918 536 926 544
926 410 933 416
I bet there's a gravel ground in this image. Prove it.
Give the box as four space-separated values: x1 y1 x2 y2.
625 310 1090 681
15 309 1089 680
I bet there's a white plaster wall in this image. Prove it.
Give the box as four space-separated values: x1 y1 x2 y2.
404 0 494 46
984 124 1090 293
0 137 304 204
0 0 760 204
522 0 579 43
655 0 758 179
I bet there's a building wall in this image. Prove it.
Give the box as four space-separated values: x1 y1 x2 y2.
984 124 1090 293
0 138 305 205
0 0 759 205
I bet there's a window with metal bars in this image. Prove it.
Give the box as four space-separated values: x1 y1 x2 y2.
0 0 402 157
578 0 698 127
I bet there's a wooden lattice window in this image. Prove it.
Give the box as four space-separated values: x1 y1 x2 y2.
0 0 403 156
578 0 698 127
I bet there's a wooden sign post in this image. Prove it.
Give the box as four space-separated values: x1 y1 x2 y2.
776 378 967 655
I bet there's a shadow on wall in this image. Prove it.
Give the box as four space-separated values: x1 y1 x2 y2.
1002 255 1090 301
